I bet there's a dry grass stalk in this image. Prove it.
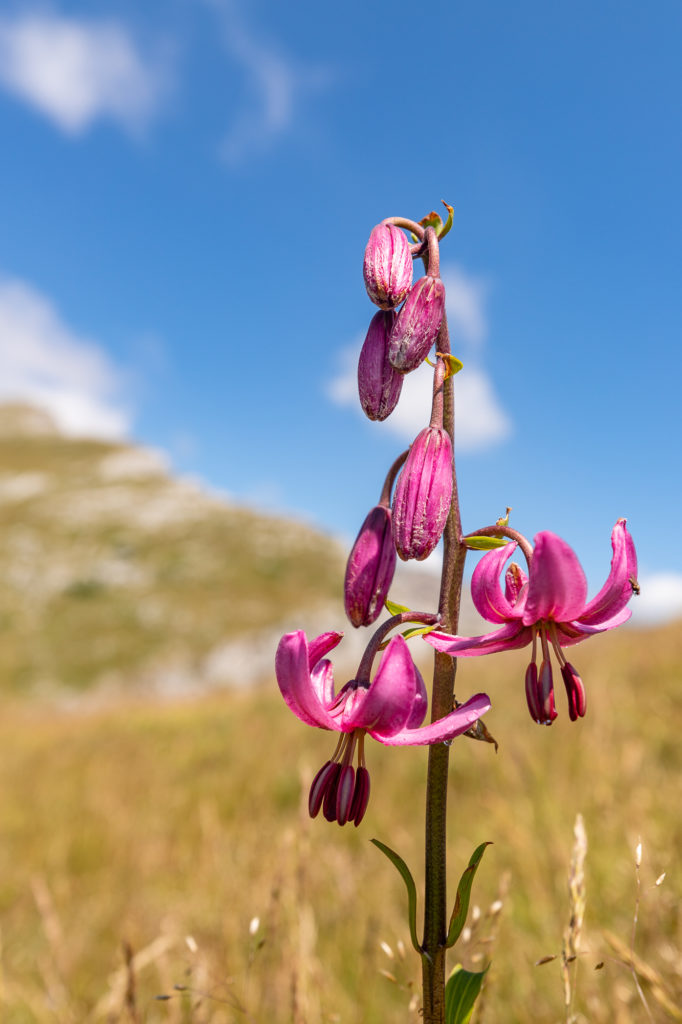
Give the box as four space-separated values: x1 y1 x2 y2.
561 814 587 1017
604 930 682 1022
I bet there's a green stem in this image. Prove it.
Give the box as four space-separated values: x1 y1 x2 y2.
421 308 465 1024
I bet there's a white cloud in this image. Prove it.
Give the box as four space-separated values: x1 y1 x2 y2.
206 0 330 164
0 12 168 135
0 277 131 438
629 573 682 626
326 263 511 451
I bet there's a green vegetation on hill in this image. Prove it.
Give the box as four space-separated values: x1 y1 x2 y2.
0 405 343 694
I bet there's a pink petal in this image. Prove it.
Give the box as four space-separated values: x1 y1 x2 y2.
578 519 638 626
522 532 588 625
275 631 339 730
372 693 490 745
308 631 344 670
471 543 523 623
555 606 633 647
424 621 532 656
405 662 428 729
348 635 417 735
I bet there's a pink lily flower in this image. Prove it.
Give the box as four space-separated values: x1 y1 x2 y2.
276 630 490 826
425 519 637 725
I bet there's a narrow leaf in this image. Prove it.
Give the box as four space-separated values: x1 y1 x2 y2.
445 964 489 1024
371 839 421 954
401 625 437 641
446 842 492 948
385 597 411 616
464 536 509 550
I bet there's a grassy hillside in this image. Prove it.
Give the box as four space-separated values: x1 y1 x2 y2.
0 404 344 696
0 619 679 1022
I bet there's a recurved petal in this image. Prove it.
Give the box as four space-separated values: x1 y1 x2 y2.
424 621 531 656
275 631 339 730
522 532 588 625
555 606 633 646
471 543 522 623
371 692 490 745
349 635 417 735
307 631 344 671
578 519 638 626
405 661 428 729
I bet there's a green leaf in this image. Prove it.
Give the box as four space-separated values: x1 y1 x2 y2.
446 842 492 948
371 839 421 954
437 200 454 239
463 536 509 550
441 354 464 379
445 964 489 1024
385 597 411 616
400 625 436 642
419 210 443 233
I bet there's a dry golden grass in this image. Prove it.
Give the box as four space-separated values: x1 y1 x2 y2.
0 620 680 1023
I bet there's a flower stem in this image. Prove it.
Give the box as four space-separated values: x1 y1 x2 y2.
422 308 465 1023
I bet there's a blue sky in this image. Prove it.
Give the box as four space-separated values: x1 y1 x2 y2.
0 0 680 623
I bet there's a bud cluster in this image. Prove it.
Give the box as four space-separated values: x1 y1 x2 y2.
359 221 446 423
344 219 455 625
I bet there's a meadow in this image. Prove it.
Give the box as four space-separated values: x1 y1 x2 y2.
0 619 679 1023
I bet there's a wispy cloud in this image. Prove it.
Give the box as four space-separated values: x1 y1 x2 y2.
629 573 682 626
326 263 511 451
0 277 131 438
205 0 331 164
0 12 169 135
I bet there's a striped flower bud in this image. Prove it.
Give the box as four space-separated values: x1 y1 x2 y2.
388 275 445 373
344 504 397 626
358 310 403 421
363 224 413 310
392 427 453 561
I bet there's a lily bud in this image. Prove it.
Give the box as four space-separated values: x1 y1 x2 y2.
363 224 413 310
388 275 445 373
344 504 397 626
392 427 453 561
358 311 403 421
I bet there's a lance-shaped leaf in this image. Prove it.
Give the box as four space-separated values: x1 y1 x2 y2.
437 201 454 239
385 597 411 616
446 842 492 948
371 839 421 954
464 536 509 550
445 964 489 1024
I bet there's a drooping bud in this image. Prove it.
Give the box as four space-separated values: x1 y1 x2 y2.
363 224 413 310
392 427 453 561
561 662 586 721
344 504 397 627
358 310 403 421
388 275 445 373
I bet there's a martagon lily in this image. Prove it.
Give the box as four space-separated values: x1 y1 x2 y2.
276 630 490 826
425 519 638 725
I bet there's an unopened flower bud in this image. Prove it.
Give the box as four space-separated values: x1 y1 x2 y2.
344 504 397 626
363 224 413 310
388 276 445 373
392 427 453 561
358 311 403 421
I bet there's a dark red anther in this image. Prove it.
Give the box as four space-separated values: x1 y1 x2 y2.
308 761 336 818
524 662 542 723
561 662 586 721
322 763 342 822
538 660 558 725
350 766 371 826
336 765 356 826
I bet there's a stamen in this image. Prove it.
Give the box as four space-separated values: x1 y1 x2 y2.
561 662 586 721
336 765 356 826
309 761 337 818
548 621 567 667
350 766 371 826
322 763 342 822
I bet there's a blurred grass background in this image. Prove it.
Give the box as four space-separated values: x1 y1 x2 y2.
0 620 679 1023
